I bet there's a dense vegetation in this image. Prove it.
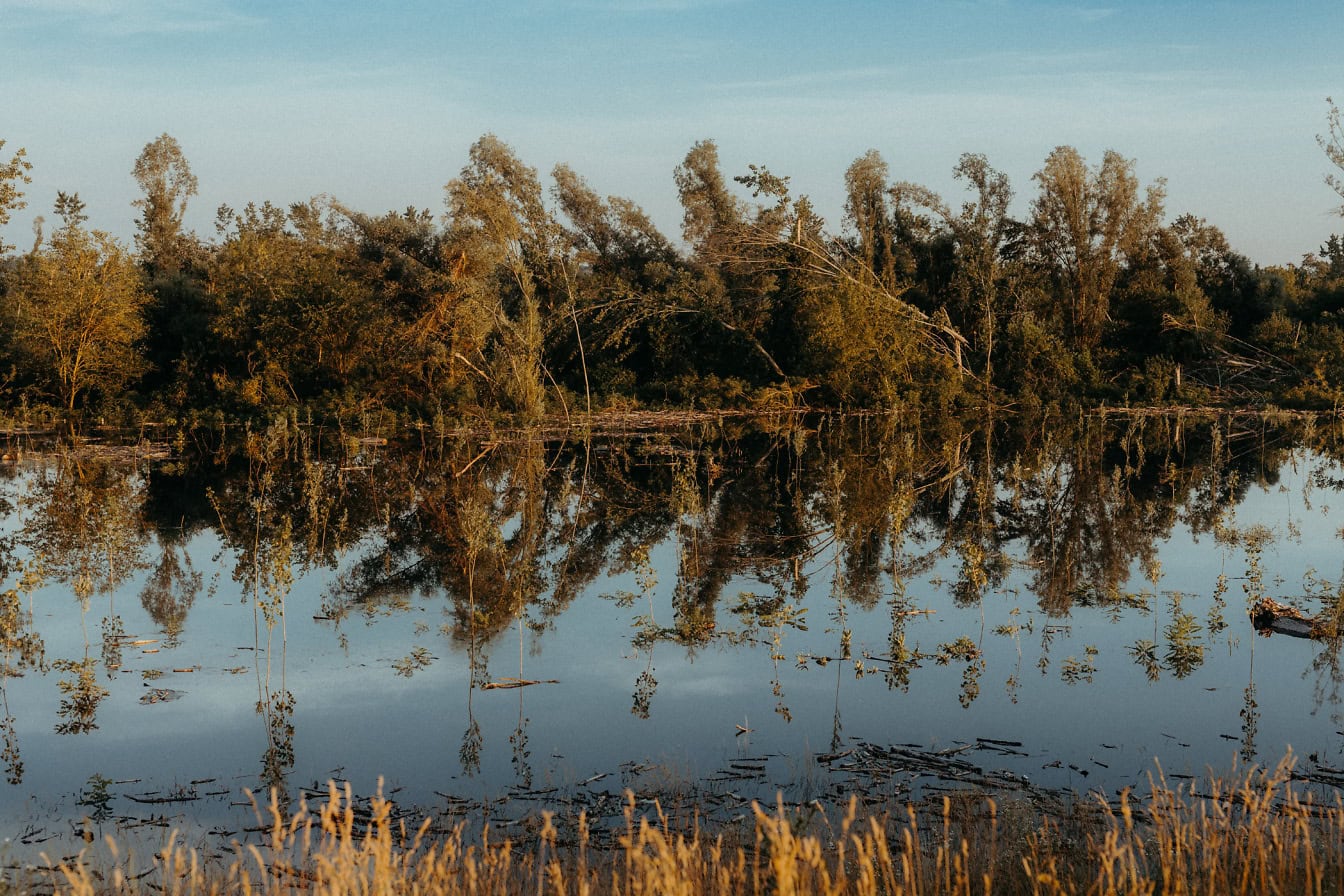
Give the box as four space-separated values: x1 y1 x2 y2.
35 760 1344 896
2 107 1344 424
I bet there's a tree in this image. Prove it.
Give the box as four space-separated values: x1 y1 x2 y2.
1323 98 1344 215
946 153 1013 380
1030 146 1165 352
671 141 790 385
0 140 32 255
206 198 403 409
8 193 149 409
131 134 199 275
444 135 563 418
551 162 683 396
673 139 745 258
843 150 900 291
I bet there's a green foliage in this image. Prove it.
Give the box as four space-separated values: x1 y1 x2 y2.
132 133 199 276
1322 97 1344 215
1030 146 1165 353
3 131 1344 422
5 205 149 410
0 139 32 256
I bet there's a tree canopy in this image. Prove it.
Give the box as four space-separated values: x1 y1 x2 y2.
0 125 1342 422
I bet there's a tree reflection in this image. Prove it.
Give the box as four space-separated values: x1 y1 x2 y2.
2 410 1344 791
139 542 202 646
0 565 44 782
21 453 146 608
53 655 107 735
21 453 146 737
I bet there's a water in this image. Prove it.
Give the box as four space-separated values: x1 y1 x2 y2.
1 412 1343 854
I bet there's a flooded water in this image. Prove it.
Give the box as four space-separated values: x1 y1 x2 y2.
2 411 1344 853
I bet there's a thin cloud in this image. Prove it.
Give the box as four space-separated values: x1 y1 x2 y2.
715 66 900 93
0 0 261 35
559 0 751 12
1071 6 1117 22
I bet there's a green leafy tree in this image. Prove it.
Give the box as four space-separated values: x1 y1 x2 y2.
207 199 396 410
131 133 199 275
946 153 1014 381
1322 97 1344 215
7 193 149 410
1030 146 1165 353
444 135 562 418
0 140 32 256
842 150 902 291
878 153 1016 384
333 204 456 407
671 141 789 387
551 162 684 399
130 135 212 401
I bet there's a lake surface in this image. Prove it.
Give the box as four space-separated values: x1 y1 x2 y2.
2 411 1344 854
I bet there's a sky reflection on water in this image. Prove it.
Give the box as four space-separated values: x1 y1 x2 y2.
1 413 1343 847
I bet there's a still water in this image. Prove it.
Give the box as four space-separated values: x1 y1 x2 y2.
1 411 1343 849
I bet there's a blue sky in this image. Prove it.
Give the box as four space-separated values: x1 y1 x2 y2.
2 0 1341 264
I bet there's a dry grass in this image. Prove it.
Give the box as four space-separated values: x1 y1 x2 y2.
32 756 1344 896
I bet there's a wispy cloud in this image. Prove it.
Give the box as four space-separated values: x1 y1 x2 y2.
715 66 900 93
1071 6 1117 22
557 0 751 12
0 0 261 35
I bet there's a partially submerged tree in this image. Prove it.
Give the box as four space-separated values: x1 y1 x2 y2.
131 134 210 399
206 199 399 410
946 153 1014 381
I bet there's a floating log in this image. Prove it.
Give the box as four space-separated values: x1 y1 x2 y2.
1249 597 1338 639
480 677 559 690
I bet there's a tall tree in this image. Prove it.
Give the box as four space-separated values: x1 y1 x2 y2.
131 133 198 275
131 135 210 398
445 135 559 418
947 153 1013 380
1323 97 1344 215
552 163 683 396
8 193 149 410
1030 146 1165 352
0 140 32 255
843 150 899 291
674 139 745 258
671 141 789 384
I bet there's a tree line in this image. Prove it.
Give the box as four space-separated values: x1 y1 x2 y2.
1 115 1344 423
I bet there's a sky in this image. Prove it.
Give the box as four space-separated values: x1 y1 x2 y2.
1 0 1341 265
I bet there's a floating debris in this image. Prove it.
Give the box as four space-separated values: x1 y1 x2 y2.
1250 597 1338 639
139 688 185 704
124 791 199 804
480 678 559 690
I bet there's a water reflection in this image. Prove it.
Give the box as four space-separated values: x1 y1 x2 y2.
0 411 1342 812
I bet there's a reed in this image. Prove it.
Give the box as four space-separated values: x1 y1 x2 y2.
36 756 1344 896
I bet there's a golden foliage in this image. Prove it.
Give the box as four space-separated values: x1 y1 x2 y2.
37 755 1344 896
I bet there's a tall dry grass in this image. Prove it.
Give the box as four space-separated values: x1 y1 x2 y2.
37 756 1344 896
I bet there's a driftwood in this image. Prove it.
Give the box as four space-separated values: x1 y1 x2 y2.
1249 598 1339 640
480 677 559 690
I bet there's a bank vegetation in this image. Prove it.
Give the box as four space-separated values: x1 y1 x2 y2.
1 105 1344 428
21 756 1344 896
